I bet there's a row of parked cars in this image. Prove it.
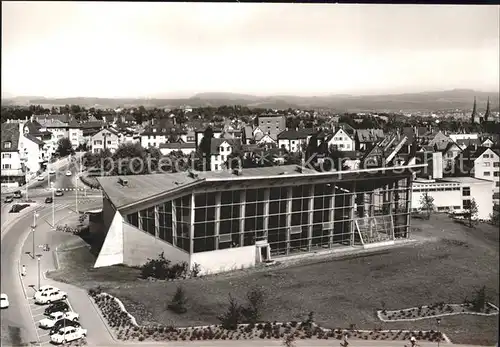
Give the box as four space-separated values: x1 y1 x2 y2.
35 285 88 345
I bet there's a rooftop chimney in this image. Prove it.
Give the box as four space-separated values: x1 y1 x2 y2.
118 177 128 186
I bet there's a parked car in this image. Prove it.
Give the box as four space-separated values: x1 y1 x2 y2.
35 290 67 304
37 175 44 181
45 197 53 204
50 326 87 344
65 171 72 176
44 301 70 315
13 191 22 199
0 293 9 309
36 285 59 294
55 189 64 197
4 196 13 203
39 311 79 329
49 319 81 335
49 169 56 175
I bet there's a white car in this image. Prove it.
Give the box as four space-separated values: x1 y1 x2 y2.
51 326 87 344
0 293 9 308
35 290 67 304
37 176 44 181
36 285 59 295
65 171 72 176
39 311 79 329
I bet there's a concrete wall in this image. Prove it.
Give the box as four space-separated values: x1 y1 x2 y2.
101 196 115 232
94 210 124 267
122 222 190 268
411 183 462 212
190 245 256 275
470 181 494 220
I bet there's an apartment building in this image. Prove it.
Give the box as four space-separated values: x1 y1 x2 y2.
257 114 286 141
19 133 47 174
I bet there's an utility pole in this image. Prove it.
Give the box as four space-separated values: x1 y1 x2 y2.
31 211 38 259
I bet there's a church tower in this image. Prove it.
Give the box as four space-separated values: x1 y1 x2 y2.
484 97 490 122
470 97 477 123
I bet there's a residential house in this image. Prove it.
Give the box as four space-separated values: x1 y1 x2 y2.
441 141 462 171
457 146 500 206
20 133 47 174
159 142 196 156
354 129 384 151
141 126 171 148
427 131 454 151
67 120 84 149
257 114 286 141
210 138 242 171
256 134 277 146
179 130 196 143
22 118 54 158
37 118 70 154
91 128 120 154
455 138 482 151
80 121 106 147
277 129 317 153
1 122 24 187
449 133 479 142
242 125 254 145
481 137 494 148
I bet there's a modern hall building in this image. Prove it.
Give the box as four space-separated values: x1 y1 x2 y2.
94 163 425 275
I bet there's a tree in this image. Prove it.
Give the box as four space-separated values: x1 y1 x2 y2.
198 127 214 171
55 137 75 157
167 286 188 314
419 192 435 220
218 294 243 330
465 198 479 228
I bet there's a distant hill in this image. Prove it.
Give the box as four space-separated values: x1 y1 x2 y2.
2 89 498 112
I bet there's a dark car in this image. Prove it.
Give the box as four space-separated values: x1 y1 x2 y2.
13 191 22 199
55 189 64 197
45 197 53 204
4 196 13 203
9 204 29 213
44 301 69 316
50 318 81 335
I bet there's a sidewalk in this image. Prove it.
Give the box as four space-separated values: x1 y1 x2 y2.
19 207 116 346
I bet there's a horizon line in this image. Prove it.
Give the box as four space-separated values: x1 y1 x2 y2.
2 88 500 101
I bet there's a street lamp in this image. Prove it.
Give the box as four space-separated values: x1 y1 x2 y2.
36 254 42 290
51 182 55 229
436 318 441 347
31 212 39 259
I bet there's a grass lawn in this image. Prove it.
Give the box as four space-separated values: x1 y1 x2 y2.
47 214 499 345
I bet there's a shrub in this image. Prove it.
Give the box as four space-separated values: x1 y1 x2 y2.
168 286 188 314
218 294 243 330
191 262 201 277
241 287 266 324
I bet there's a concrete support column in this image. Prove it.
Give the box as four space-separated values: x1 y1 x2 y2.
286 186 292 255
328 186 335 248
154 205 159 238
189 193 195 254
307 185 314 251
172 200 177 246
369 192 375 217
138 209 143 231
214 191 221 250
263 188 270 236
388 182 394 215
350 181 357 246
239 190 246 246
394 180 400 238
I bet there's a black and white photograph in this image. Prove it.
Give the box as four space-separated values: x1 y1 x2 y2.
1 2 499 347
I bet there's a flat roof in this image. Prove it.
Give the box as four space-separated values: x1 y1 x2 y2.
98 164 427 211
442 177 495 184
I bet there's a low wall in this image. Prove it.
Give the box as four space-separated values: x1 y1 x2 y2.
190 246 256 275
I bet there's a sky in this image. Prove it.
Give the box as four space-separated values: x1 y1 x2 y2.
2 2 499 98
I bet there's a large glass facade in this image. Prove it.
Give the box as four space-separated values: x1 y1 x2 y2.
123 176 411 257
